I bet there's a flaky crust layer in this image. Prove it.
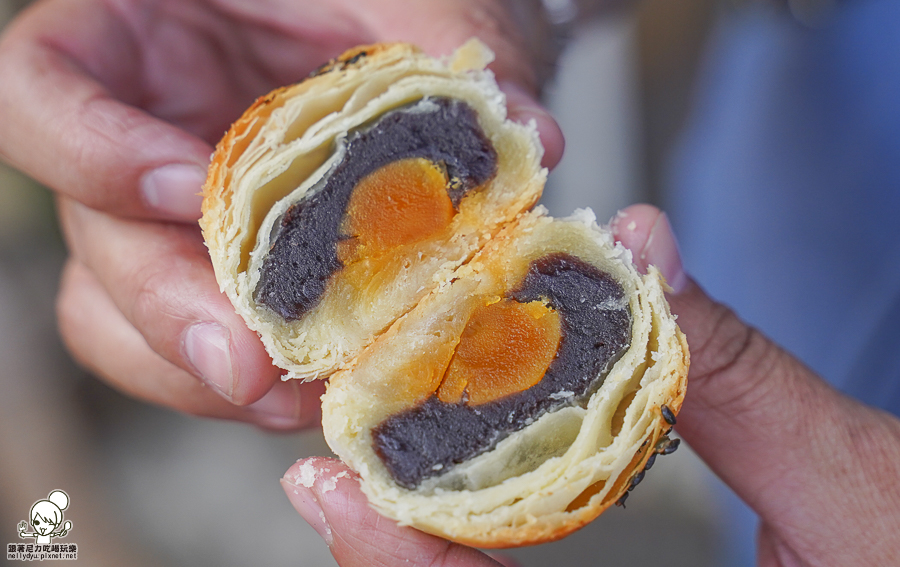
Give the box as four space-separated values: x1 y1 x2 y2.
201 40 545 379
202 41 688 548
322 208 688 547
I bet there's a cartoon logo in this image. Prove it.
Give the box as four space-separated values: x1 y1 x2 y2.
18 490 72 544
7 490 77 561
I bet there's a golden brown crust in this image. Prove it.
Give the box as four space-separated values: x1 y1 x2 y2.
307 43 404 78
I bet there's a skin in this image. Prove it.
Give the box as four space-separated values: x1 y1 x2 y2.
0 0 562 428
2 1 898 564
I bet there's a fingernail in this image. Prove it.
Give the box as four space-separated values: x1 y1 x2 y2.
282 475 334 546
184 323 234 400
246 381 303 429
141 164 206 220
643 213 688 294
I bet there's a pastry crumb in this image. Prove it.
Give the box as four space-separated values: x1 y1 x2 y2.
290 460 318 488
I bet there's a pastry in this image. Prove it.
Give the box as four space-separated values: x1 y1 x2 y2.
201 40 544 379
321 208 688 547
201 40 688 547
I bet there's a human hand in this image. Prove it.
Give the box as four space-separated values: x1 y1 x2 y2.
0 0 563 428
282 204 900 565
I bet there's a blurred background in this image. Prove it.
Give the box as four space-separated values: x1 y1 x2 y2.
0 0 837 564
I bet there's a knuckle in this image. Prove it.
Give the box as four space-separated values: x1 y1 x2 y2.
690 301 752 377
128 263 178 338
689 302 786 417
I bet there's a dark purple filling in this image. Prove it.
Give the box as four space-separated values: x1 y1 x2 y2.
372 253 632 489
253 97 497 321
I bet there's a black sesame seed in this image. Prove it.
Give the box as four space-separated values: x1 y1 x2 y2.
628 470 645 491
345 51 367 65
615 492 628 508
644 453 657 471
661 404 677 425
655 435 672 453
659 437 681 455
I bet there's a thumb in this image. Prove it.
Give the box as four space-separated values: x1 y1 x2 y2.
611 204 900 564
349 0 564 168
612 204 839 512
282 458 504 567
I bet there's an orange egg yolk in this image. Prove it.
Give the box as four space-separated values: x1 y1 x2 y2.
437 299 562 406
339 157 455 263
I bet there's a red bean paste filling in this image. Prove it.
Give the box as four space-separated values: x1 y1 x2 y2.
372 253 632 489
254 98 498 321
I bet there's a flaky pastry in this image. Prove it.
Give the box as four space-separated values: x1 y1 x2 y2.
201 40 688 547
201 40 544 379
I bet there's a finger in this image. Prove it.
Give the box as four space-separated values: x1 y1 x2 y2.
501 81 564 169
0 1 211 221
609 204 688 293
485 553 521 567
756 522 804 567
346 0 564 168
57 259 324 429
282 458 503 567
611 204 900 563
613 203 836 503
58 197 281 406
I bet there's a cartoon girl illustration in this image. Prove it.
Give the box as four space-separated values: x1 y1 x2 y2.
17 490 73 544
